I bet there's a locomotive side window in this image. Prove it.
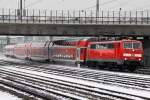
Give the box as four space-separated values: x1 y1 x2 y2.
124 42 132 49
133 43 141 49
90 43 114 49
107 43 114 49
90 44 96 49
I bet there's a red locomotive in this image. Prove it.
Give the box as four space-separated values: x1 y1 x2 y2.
4 37 144 71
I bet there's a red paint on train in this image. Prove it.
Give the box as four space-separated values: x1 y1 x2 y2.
3 38 144 71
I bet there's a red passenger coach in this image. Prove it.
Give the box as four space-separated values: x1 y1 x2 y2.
4 45 15 57
14 43 31 59
29 43 49 61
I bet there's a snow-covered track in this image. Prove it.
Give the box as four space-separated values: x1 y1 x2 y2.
10 61 150 91
0 59 150 99
0 67 142 100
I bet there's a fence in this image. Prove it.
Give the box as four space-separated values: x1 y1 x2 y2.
0 9 150 24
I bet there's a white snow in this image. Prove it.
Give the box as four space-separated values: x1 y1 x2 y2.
3 66 150 99
0 91 20 100
1 54 150 80
1 54 150 99
52 64 150 79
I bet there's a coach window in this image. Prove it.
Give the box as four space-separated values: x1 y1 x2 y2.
98 44 107 49
124 42 132 49
107 43 114 49
90 44 96 49
90 44 106 49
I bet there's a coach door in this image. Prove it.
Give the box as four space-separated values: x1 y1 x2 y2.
26 43 32 59
76 48 80 62
44 41 49 60
47 41 53 60
115 43 121 59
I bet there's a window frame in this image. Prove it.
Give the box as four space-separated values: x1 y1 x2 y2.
123 42 142 49
90 43 115 50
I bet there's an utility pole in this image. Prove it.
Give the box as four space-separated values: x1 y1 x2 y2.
96 0 99 17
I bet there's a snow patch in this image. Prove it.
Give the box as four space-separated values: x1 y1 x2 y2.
0 91 20 100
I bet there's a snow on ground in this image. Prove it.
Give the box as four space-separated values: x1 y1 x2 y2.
1 53 150 98
0 90 21 100
0 54 26 63
4 67 150 99
52 64 150 79
1 53 150 79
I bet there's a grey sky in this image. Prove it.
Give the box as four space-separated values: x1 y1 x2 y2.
0 0 150 11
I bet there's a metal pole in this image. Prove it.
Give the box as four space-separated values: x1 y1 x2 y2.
24 0 26 9
20 0 23 19
6 36 10 45
147 10 149 24
136 11 137 24
96 0 99 17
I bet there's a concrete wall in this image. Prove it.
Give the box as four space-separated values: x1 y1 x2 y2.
1 23 150 36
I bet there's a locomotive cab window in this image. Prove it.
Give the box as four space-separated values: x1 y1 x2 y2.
124 42 141 49
133 43 141 49
90 43 114 49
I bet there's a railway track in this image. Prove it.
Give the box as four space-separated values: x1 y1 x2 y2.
0 84 39 100
136 67 150 75
5 60 150 91
0 66 143 100
0 59 150 99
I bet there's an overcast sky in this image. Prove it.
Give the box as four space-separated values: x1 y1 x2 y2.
0 0 150 11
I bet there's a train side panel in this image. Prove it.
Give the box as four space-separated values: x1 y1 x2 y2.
3 45 15 57
30 43 48 61
49 46 77 62
14 44 28 59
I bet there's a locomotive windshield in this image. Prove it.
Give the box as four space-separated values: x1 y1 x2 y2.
124 42 141 49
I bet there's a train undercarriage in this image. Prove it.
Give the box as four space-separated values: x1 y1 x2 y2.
84 60 143 72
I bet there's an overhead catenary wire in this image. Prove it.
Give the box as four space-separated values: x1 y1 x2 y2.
25 0 43 8
109 0 134 10
83 0 119 10
109 0 150 11
131 0 150 11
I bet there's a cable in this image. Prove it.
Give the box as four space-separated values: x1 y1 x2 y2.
109 0 131 10
87 0 95 3
131 0 150 11
83 5 96 10
109 0 150 11
100 0 119 6
83 0 119 10
25 0 43 8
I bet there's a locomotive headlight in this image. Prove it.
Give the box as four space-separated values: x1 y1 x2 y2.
139 58 141 61
123 53 131 57
135 54 142 57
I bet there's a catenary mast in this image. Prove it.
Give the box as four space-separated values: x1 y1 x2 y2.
20 0 23 18
96 0 99 17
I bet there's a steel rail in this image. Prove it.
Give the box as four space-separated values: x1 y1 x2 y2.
0 67 138 100
1 59 150 91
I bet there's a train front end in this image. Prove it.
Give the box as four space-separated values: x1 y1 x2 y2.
121 40 144 71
